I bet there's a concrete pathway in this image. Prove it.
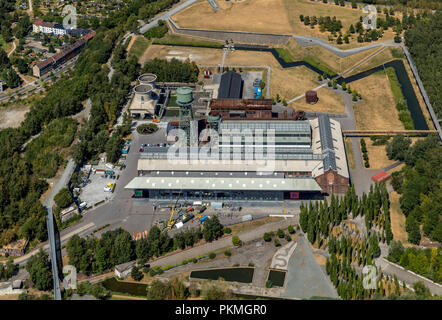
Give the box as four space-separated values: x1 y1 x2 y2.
293 36 396 58
270 241 297 271
283 235 339 299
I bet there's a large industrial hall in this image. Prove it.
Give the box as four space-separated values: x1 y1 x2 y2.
125 72 350 202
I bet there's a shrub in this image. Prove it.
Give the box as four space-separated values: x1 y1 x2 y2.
248 262 254 267
266 280 273 288
192 258 198 263
288 225 295 234
277 229 285 238
137 123 158 135
224 250 232 257
263 232 272 242
274 239 281 247
209 252 216 259
285 234 292 242
131 266 143 281
223 227 232 234
232 235 242 247
54 188 73 208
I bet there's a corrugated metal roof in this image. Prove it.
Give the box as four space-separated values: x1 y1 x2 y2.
218 71 243 99
318 115 337 171
125 176 322 192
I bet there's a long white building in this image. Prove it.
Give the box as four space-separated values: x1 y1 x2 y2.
33 19 67 35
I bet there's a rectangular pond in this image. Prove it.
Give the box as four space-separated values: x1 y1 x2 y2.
101 277 148 297
190 267 254 283
267 270 286 287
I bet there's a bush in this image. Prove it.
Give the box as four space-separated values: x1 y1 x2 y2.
263 233 272 242
232 235 242 247
223 227 232 234
54 188 73 208
224 250 232 257
277 229 285 238
144 20 168 40
192 258 198 263
248 262 254 267
288 225 295 234
285 234 292 242
209 252 216 259
131 266 143 281
274 239 281 247
137 123 158 135
265 280 273 288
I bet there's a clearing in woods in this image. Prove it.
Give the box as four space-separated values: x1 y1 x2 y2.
389 191 410 245
128 36 151 61
0 104 30 129
350 73 403 131
363 139 397 170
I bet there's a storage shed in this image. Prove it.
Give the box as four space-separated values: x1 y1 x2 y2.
371 170 391 183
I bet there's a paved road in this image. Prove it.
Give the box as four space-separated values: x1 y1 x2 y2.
401 43 442 141
42 159 76 208
293 36 396 58
139 0 199 34
376 258 442 296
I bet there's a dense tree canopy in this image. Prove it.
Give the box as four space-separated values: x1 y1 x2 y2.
405 12 442 118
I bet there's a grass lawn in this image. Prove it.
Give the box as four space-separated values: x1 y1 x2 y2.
128 36 151 61
290 87 345 113
364 139 396 170
350 73 403 131
389 191 410 245
153 33 223 48
173 0 393 49
344 138 355 170
229 217 282 235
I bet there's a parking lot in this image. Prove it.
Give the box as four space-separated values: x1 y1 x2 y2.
75 160 125 210
241 71 263 99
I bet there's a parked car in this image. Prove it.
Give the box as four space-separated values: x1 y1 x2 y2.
104 186 112 192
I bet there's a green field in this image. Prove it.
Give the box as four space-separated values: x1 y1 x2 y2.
275 47 296 63
303 56 337 77
129 36 151 60
152 34 223 48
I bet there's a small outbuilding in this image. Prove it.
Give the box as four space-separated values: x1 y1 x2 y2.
306 90 318 104
371 170 391 183
114 261 136 279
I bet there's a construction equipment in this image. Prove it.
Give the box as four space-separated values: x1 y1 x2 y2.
152 117 160 123
167 196 181 229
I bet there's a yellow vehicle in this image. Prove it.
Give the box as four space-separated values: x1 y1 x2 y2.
107 182 114 187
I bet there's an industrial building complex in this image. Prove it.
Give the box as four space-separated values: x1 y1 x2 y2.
125 73 350 202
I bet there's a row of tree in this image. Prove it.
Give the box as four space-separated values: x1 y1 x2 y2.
388 241 442 284
67 216 224 275
386 134 441 244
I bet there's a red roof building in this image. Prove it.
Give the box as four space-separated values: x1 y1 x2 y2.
372 170 391 183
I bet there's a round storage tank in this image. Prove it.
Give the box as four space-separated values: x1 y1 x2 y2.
138 73 157 87
176 87 193 106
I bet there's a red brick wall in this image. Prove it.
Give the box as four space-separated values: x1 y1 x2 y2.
315 169 349 194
